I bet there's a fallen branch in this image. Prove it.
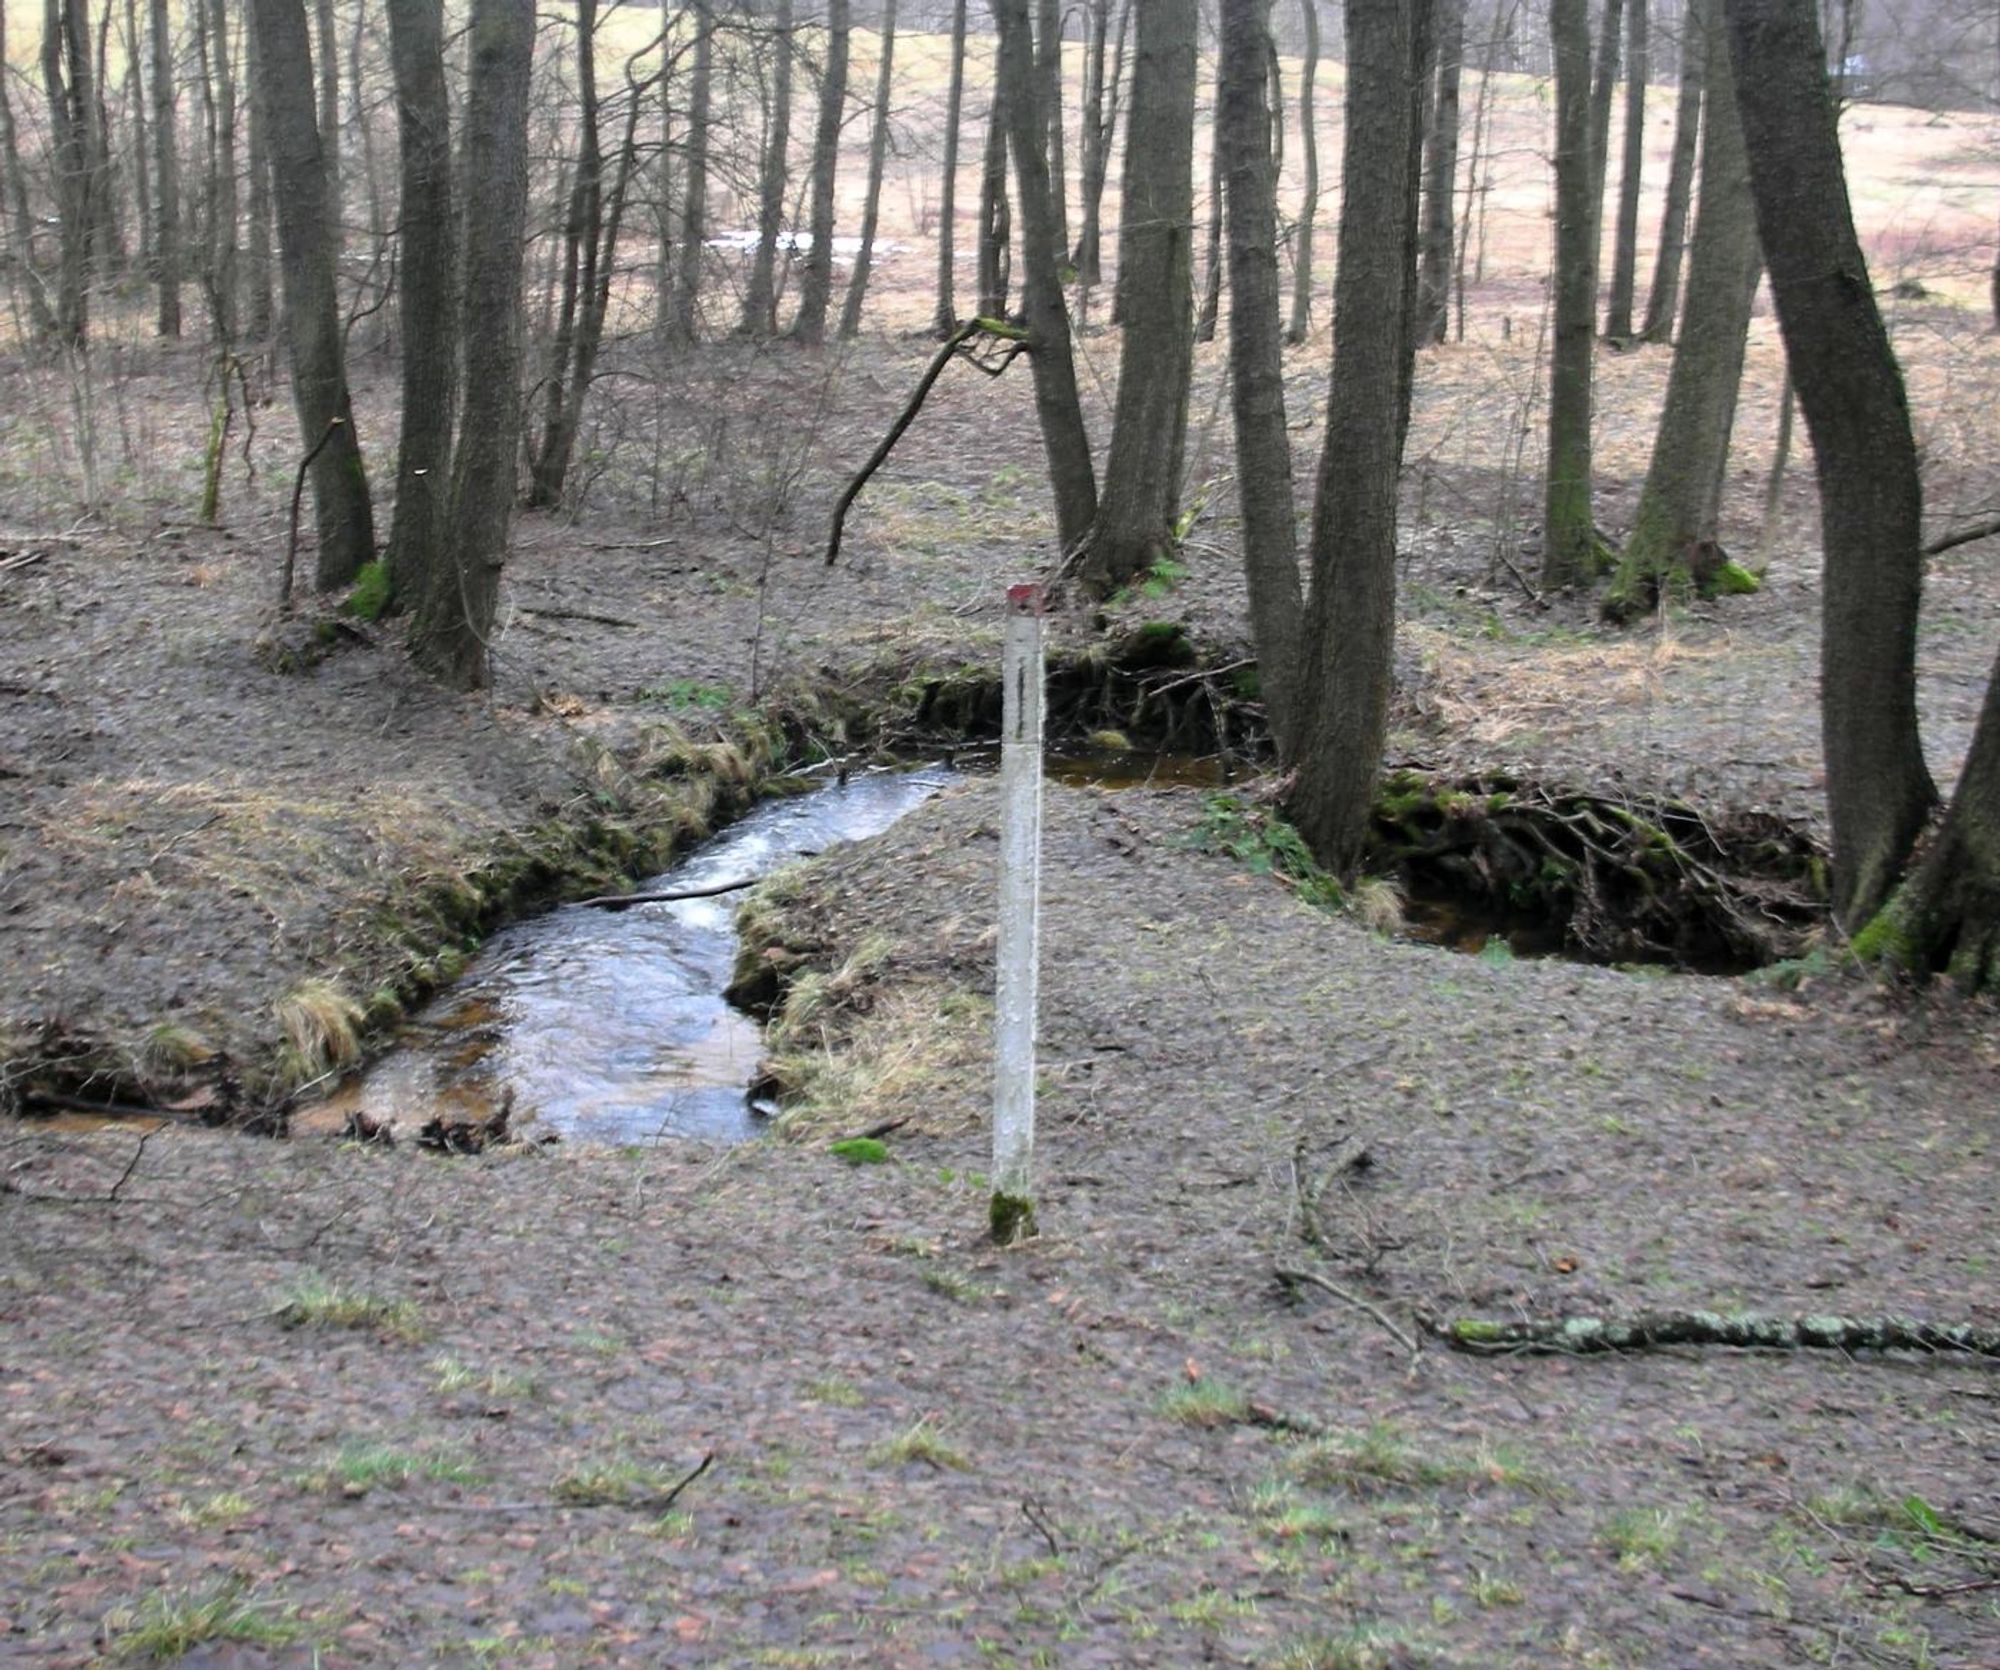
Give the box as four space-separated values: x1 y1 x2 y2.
1274 1264 1421 1359
825 317 1031 569
1426 1310 2000 1358
576 876 760 910
0 550 49 575
519 606 640 629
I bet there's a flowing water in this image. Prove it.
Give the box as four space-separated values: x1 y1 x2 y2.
318 768 954 1146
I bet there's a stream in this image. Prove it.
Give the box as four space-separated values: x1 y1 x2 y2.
320 768 954 1146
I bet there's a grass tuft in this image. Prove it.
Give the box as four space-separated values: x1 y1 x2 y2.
869 1416 971 1472
273 1270 424 1341
106 1578 301 1660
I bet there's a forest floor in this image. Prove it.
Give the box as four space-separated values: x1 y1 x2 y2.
4 277 2000 1665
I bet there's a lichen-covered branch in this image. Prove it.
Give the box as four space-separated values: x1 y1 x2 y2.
1429 1310 2000 1358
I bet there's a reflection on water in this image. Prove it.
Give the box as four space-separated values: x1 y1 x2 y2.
320 768 953 1146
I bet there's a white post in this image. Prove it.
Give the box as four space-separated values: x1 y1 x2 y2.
991 581 1044 1244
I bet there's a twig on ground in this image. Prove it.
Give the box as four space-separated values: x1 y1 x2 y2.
1924 515 2000 557
1274 1264 1421 1359
1021 1497 1062 1557
2 1125 158 1204
519 606 641 628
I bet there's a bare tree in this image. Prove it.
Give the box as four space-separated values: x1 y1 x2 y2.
1 3 59 341
670 3 715 347
1728 0 1936 926
409 0 535 691
1289 0 1421 876
1542 0 1610 587
791 0 850 344
1287 0 1322 345
1602 0 1647 338
1220 0 1303 752
148 0 180 335
742 0 796 337
1639 0 1701 342
992 0 1096 552
977 74 1011 314
1416 0 1463 345
932 0 967 334
839 0 897 337
249 0 376 588
1076 0 1197 597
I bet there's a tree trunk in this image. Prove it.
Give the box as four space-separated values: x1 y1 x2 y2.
242 0 276 338
148 0 179 335
977 78 1011 316
203 0 240 345
384 0 455 610
249 0 374 589
1288 0 1417 878
741 0 794 336
91 0 126 272
1220 0 1303 754
1587 0 1623 221
43 0 96 346
126 0 152 277
1415 0 1462 346
1395 0 1436 456
790 0 848 344
1602 0 1646 338
1075 0 1196 598
932 0 966 335
1075 0 1127 291
1193 43 1225 342
1541 0 1609 588
991 0 1096 555
1286 0 1321 346
0 3 58 341
1867 645 2000 990
1037 0 1069 261
409 0 533 691
838 0 896 338
348 0 386 263
669 2 713 347
313 0 340 233
1605 0 1757 621
525 0 601 507
1638 0 1701 343
1726 0 1937 926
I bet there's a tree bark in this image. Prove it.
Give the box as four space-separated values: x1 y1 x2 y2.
742 0 795 337
1605 0 1757 621
1 3 59 341
202 0 240 345
1288 0 1417 878
409 0 534 691
1286 0 1322 346
148 0 179 335
931 0 967 335
525 0 601 506
790 0 849 344
313 0 340 232
1541 0 1609 588
1193 43 1226 342
1603 0 1647 338
1220 0 1303 755
1037 0 1069 260
243 0 275 339
991 0 1097 555
43 0 96 346
977 74 1011 317
125 0 151 277
1587 0 1625 224
384 0 455 609
1073 0 1127 288
669 2 714 347
1415 0 1462 346
249 0 375 589
838 0 897 338
1727 0 1937 926
1639 0 1701 343
1075 0 1196 598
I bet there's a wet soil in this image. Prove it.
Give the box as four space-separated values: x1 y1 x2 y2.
3 307 2000 1664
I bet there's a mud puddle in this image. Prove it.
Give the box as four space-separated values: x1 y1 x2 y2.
312 768 954 1146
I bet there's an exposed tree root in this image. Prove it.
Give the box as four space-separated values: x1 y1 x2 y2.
1371 769 1826 968
1425 1310 2000 1358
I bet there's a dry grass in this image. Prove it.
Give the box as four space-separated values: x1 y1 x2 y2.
273 979 365 1086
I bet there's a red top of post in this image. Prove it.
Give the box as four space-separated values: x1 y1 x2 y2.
1006 582 1046 616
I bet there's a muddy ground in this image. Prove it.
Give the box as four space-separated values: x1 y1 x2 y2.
3 293 2000 1665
